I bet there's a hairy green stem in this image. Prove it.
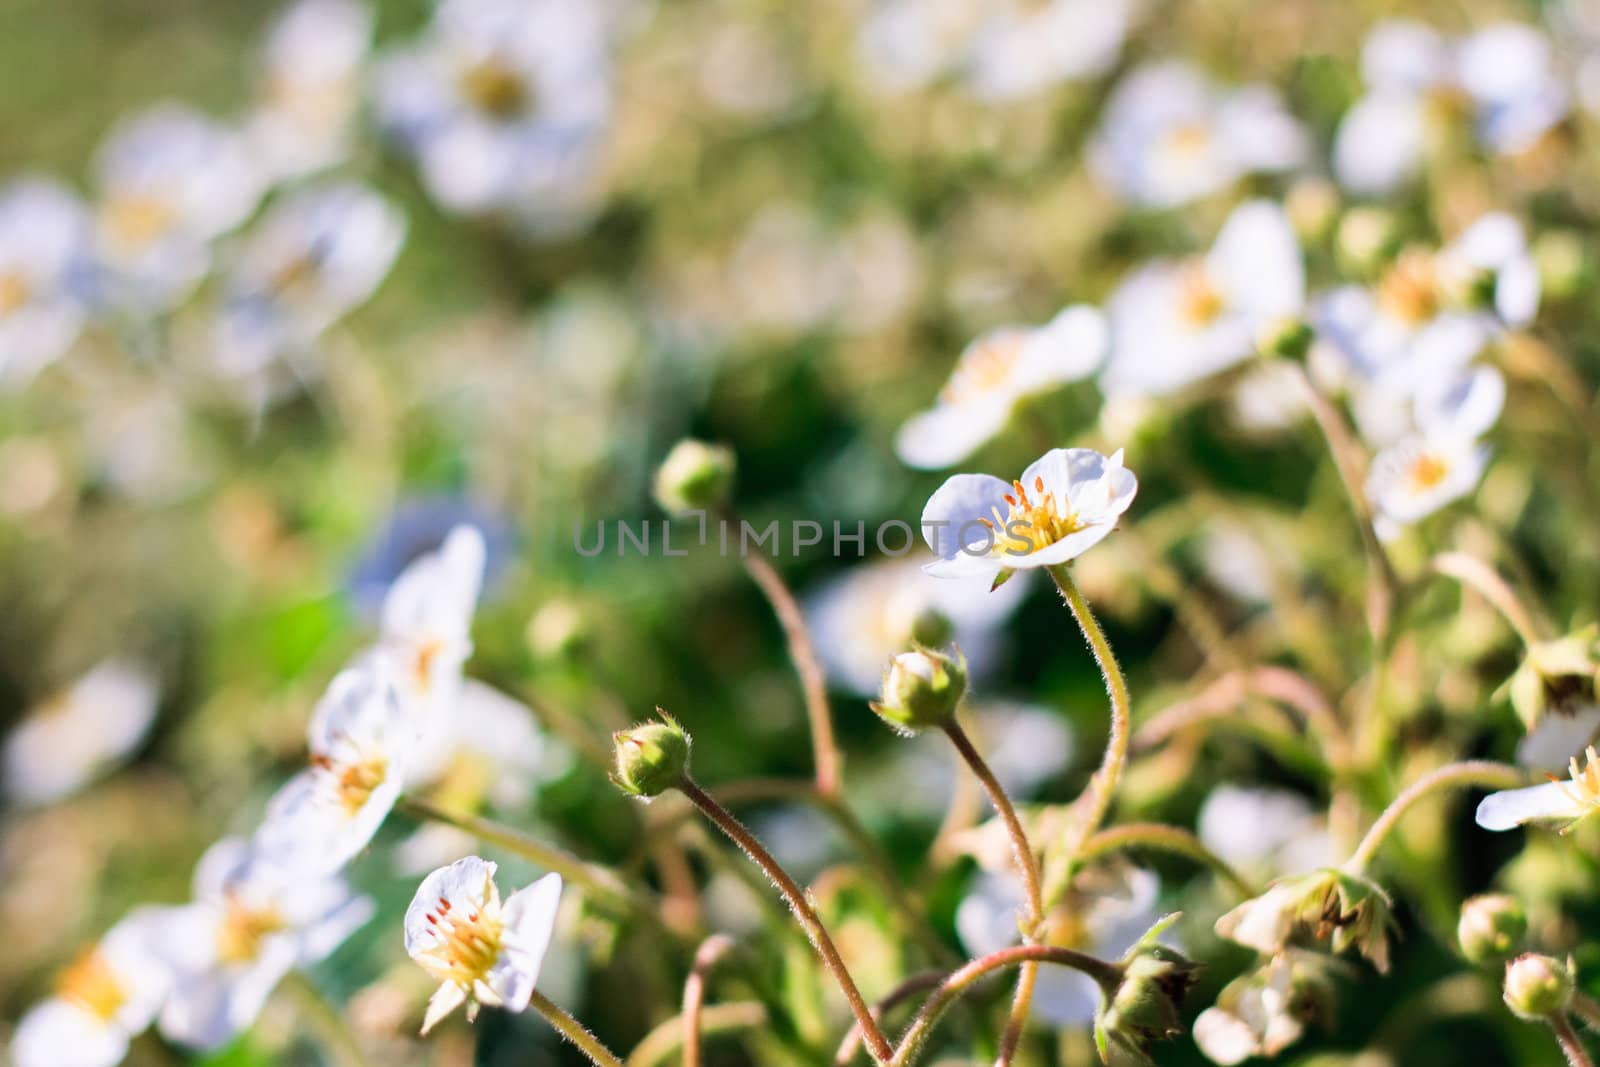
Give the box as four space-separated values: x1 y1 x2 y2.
1343 761 1524 872
676 776 893 1063
1049 565 1132 843
528 988 626 1067
834 973 946 1065
1551 1014 1597 1067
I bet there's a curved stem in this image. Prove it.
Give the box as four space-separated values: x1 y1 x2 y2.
834 973 946 1066
941 722 1044 1066
739 548 842 797
1431 551 1547 648
397 797 657 924
1078 823 1257 900
676 776 893 1064
683 935 735 1067
1049 565 1132 842
625 1002 768 1067
1343 761 1524 873
527 989 627 1067
1551 1015 1597 1067
888 946 1121 1067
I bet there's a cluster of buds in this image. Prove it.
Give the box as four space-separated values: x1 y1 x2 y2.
1214 868 1394 973
1092 916 1200 1066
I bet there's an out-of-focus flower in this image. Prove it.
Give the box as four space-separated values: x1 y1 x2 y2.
1193 951 1341 1065
957 862 1162 1026
1477 748 1600 832
212 182 404 378
854 0 983 96
158 839 374 1050
1090 61 1307 208
974 701 1073 799
371 524 486 727
1214 868 1394 972
247 0 373 179
376 0 612 231
1364 365 1503 537
1504 628 1600 770
11 908 180 1067
1101 200 1302 398
404 856 562 1033
895 306 1106 468
1198 785 1332 881
254 663 413 876
0 179 91 386
404 679 550 811
921 447 1137 584
1334 20 1568 196
91 104 265 311
4 661 160 807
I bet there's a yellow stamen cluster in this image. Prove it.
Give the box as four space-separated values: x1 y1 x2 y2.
312 751 390 815
1551 746 1600 814
216 897 286 965
415 888 505 989
1165 121 1213 159
58 948 127 1022
939 332 1025 406
413 637 446 694
1406 451 1450 493
1377 248 1440 325
1177 262 1225 327
101 194 176 250
0 271 30 316
458 59 530 118
977 474 1083 557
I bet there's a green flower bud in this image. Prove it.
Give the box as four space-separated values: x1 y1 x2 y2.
1256 316 1315 362
526 598 591 661
1336 207 1400 276
613 713 692 799
872 648 966 733
1503 953 1575 1020
1458 894 1527 966
653 439 735 516
1097 944 1200 1064
1535 230 1588 304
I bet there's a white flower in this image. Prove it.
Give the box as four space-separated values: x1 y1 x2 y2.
1192 954 1306 1065
376 524 487 725
4 660 160 806
0 178 91 386
1476 747 1600 831
977 701 1074 799
1364 365 1503 536
1198 785 1331 880
1090 61 1307 208
1438 212 1541 328
854 0 983 95
806 556 1028 695
254 663 413 876
158 838 374 1050
11 908 181 1067
212 182 405 377
896 306 1107 468
1333 20 1568 195
956 864 1160 1026
91 104 265 311
247 0 373 180
404 856 562 1033
921 447 1138 584
1101 200 1303 398
964 0 1132 102
375 0 612 231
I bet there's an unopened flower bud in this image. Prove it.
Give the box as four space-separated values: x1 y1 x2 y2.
1535 230 1588 303
1458 894 1526 965
1257 317 1314 362
613 713 691 798
907 605 955 649
1286 177 1340 244
1503 953 1574 1020
1097 944 1200 1063
653 440 735 517
872 648 966 733
1336 207 1399 276
527 599 591 661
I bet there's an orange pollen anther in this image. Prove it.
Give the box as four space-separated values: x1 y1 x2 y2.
417 900 504 987
1377 249 1440 325
216 897 286 965
58 949 128 1022
939 332 1027 406
1406 452 1450 493
0 271 30 316
976 473 1083 557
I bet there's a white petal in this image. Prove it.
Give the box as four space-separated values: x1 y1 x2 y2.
421 981 469 1034
1193 1006 1261 1066
1475 781 1587 831
1333 91 1425 196
12 1000 129 1067
920 474 1014 561
1207 200 1304 318
405 856 500 958
1518 707 1600 772
895 400 1012 470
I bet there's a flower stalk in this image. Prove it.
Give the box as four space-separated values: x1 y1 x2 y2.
1049 564 1132 844
528 988 628 1067
1344 761 1524 873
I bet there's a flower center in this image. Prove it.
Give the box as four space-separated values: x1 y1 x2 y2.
1406 451 1450 493
58 949 127 1022
101 194 176 251
458 59 532 119
413 637 447 694
1377 249 1439 325
1553 747 1600 812
978 474 1083 557
216 897 286 964
940 332 1026 406
1177 262 1225 328
313 751 390 814
1164 120 1213 160
0 270 31 315
416 894 505 987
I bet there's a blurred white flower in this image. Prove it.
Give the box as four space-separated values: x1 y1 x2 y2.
922 447 1137 584
1101 200 1302 397
855 0 983 95
1090 61 1307 208
1438 212 1541 328
1192 953 1306 1065
247 0 373 180
976 701 1074 799
4 660 159 806
1334 20 1568 196
1477 747 1600 831
373 524 486 727
1364 365 1503 536
212 182 405 377
158 838 374 1050
404 856 562 1033
404 678 550 810
91 104 265 311
1198 785 1332 880
0 178 91 386
896 306 1106 468
254 663 413 876
376 0 612 231
957 863 1160 1026
726 203 848 338
11 908 180 1067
